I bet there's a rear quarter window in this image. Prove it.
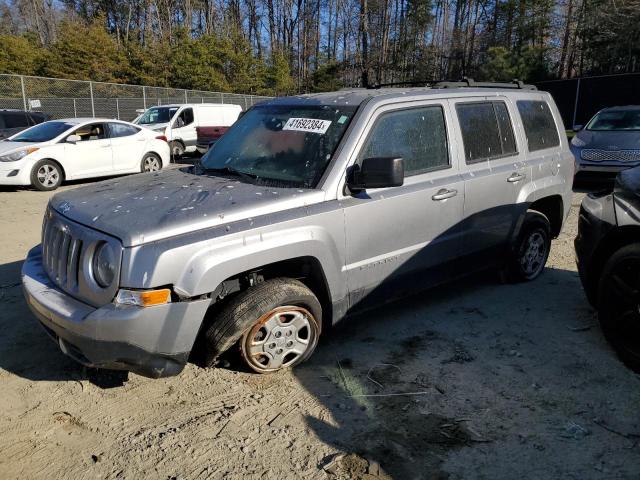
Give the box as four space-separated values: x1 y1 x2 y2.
516 100 560 151
3 111 30 129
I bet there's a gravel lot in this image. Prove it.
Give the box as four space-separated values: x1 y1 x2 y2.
1 176 639 480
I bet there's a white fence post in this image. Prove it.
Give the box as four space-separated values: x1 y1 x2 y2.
20 75 27 110
116 98 120 119
143 86 147 109
73 98 77 117
89 81 95 117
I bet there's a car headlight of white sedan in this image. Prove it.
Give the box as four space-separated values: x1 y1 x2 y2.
0 147 39 162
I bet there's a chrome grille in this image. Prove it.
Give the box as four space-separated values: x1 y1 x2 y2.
42 213 83 292
581 149 640 162
41 206 122 307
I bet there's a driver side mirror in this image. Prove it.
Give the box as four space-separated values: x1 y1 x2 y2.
348 157 404 192
572 124 583 132
66 134 81 144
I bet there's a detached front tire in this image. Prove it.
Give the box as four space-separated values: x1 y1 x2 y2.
504 210 551 282
202 278 322 373
31 159 63 191
597 244 640 373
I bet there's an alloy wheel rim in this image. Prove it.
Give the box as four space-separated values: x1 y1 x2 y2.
243 306 318 372
37 164 59 187
521 230 546 276
144 156 160 172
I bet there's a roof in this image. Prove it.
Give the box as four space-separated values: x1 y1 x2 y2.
263 86 546 107
53 118 131 124
601 105 640 112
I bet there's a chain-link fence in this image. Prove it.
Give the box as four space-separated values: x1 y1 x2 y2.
0 74 273 121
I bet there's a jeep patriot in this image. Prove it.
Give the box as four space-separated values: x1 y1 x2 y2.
22 82 573 377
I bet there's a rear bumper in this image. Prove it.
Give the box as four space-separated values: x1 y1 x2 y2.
21 246 211 378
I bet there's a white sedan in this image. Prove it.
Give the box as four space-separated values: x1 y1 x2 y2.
0 118 170 191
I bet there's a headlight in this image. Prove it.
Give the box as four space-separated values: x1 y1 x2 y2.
92 242 116 287
571 136 586 148
0 147 39 162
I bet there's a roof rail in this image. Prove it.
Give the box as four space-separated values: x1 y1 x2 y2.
434 78 537 90
368 77 537 90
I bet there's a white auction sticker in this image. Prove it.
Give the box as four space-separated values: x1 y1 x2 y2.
283 117 332 134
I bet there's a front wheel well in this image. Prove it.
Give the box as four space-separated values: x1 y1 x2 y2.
529 195 564 238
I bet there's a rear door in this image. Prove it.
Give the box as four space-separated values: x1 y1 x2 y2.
62 122 114 178
108 122 147 172
452 97 531 265
342 100 465 310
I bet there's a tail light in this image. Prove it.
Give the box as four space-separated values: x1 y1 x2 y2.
155 135 168 142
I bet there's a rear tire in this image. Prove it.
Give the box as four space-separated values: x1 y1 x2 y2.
30 159 63 191
202 278 322 373
140 153 162 173
597 244 640 373
504 210 551 282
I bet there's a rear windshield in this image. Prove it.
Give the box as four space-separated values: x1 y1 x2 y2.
587 110 640 131
201 104 357 188
11 121 74 142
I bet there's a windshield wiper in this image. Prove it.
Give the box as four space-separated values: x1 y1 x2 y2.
203 166 258 183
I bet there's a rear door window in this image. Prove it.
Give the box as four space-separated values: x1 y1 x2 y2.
359 105 450 176
516 100 560 151
109 123 140 138
456 101 517 163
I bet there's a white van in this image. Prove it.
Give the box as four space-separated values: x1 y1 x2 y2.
134 103 242 157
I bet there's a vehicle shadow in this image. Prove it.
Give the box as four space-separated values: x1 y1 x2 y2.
290 266 600 479
0 260 128 388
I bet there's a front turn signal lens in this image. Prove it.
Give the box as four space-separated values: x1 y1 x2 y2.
115 288 171 307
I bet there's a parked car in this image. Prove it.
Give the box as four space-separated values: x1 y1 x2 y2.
571 105 640 188
134 103 242 157
575 166 640 372
0 109 50 139
0 118 169 191
22 82 573 378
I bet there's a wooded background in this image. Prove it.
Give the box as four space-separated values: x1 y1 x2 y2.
1 0 639 95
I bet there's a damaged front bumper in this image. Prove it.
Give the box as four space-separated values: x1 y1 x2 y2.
21 246 211 378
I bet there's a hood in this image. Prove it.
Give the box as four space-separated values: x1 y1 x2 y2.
50 168 324 247
136 122 169 132
574 129 640 150
0 140 40 155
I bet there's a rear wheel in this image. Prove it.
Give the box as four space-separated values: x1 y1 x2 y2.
30 160 63 191
202 278 322 373
504 211 551 282
597 244 640 372
141 153 162 173
169 141 184 160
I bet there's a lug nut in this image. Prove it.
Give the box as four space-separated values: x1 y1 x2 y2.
276 348 283 354
286 341 293 347
269 343 276 349
286 331 292 337
275 331 282 338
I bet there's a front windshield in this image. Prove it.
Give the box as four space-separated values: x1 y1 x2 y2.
200 104 357 188
11 121 74 142
136 106 179 125
587 110 640 131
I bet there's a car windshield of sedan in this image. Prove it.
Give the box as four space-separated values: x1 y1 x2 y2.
11 121 74 142
200 104 357 188
136 107 179 125
587 110 640 131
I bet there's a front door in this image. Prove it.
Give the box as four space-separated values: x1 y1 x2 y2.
63 122 113 178
342 101 465 311
170 107 197 148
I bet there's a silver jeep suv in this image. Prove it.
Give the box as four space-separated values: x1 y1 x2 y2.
22 82 573 378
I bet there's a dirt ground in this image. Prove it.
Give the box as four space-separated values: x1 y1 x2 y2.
1 176 639 480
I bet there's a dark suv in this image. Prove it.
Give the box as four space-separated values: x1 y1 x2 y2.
0 110 50 140
575 166 640 371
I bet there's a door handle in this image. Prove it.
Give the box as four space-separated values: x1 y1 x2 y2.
507 172 526 183
432 188 458 201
